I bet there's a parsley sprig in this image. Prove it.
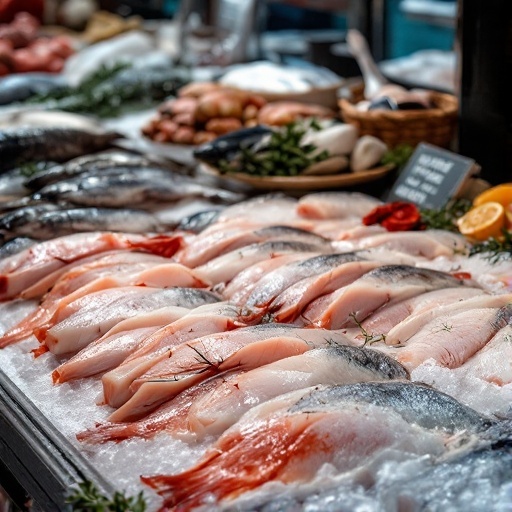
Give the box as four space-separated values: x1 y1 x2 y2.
217 120 329 177
420 198 472 232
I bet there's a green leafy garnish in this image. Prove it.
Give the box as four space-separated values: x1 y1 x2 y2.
66 481 147 512
217 120 329 177
420 198 472 232
380 144 414 170
469 229 512 263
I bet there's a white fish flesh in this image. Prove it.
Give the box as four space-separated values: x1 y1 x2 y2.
187 345 409 439
40 286 220 355
395 305 512 371
141 382 490 510
297 192 382 219
109 325 356 422
303 265 469 329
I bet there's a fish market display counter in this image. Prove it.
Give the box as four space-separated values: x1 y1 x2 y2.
0 370 112 511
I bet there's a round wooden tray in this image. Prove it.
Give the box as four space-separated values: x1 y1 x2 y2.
199 163 395 191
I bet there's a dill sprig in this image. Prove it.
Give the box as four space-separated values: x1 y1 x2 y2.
217 120 329 177
420 198 472 232
349 313 386 345
66 481 146 512
469 229 512 263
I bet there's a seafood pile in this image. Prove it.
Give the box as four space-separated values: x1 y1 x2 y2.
1 192 512 511
0 111 244 242
142 81 337 145
0 12 75 76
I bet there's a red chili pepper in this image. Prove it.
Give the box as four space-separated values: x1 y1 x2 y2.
452 271 472 280
362 203 397 226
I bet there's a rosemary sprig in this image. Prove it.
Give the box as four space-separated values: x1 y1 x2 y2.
469 229 512 263
420 198 472 232
66 481 146 512
349 313 386 345
217 120 329 177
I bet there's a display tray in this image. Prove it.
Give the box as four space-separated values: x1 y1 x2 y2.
199 163 395 191
0 370 112 511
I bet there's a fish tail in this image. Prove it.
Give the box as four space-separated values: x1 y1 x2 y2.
128 235 183 259
0 307 50 347
141 417 310 509
76 422 143 444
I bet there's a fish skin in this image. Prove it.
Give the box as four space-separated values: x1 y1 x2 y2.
0 237 36 260
187 345 409 439
111 325 357 422
240 252 367 315
270 258 385 323
395 305 512 371
142 381 483 510
0 127 120 172
0 206 167 241
223 253 312 303
303 264 470 329
177 209 220 233
41 286 221 355
31 169 244 208
177 225 332 269
196 240 325 285
290 381 493 433
0 73 67 105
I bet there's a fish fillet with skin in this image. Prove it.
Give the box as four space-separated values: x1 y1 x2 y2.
176 225 332 268
109 325 357 422
0 231 182 302
296 192 382 220
39 287 220 355
102 302 243 408
303 265 470 329
395 304 512 371
187 345 409 439
141 382 491 511
52 304 192 383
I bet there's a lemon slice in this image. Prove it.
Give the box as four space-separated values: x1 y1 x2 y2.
473 183 512 207
457 201 506 241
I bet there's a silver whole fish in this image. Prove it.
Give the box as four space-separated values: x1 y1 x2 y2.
0 126 120 172
0 206 169 241
23 151 160 191
31 169 244 207
0 237 36 259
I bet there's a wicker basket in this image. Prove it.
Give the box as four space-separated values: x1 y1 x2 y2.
338 83 458 148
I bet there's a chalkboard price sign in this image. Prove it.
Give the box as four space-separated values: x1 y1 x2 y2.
387 143 479 209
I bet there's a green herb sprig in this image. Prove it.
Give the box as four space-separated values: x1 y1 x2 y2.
420 198 472 232
217 120 329 177
469 229 512 263
349 313 387 346
66 481 147 512
380 144 414 170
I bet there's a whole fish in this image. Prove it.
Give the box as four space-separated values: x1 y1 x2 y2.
31 169 244 207
141 382 491 510
0 206 169 241
0 126 120 172
0 73 67 105
23 151 159 191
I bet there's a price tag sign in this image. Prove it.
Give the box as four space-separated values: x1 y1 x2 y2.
386 143 479 209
